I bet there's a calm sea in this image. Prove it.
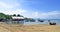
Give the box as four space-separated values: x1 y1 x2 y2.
24 19 60 25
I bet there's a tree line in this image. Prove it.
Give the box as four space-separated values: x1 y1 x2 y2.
0 13 35 21
0 13 23 20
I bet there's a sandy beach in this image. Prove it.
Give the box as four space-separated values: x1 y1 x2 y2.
0 23 60 32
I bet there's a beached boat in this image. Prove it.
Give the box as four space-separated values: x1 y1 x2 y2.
48 20 56 25
38 19 44 22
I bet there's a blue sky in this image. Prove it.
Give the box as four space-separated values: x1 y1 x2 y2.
0 0 60 19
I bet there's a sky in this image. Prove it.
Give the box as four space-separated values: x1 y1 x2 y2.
0 0 60 19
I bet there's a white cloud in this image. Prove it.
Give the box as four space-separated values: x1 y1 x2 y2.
0 1 27 17
0 1 20 9
45 11 60 19
30 11 60 19
0 9 27 15
16 9 27 13
0 1 60 19
0 1 25 15
0 2 12 8
31 11 39 18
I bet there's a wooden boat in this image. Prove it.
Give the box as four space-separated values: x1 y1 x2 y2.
38 19 44 22
48 20 56 25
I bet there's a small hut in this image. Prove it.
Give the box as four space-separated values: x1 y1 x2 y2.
12 16 24 24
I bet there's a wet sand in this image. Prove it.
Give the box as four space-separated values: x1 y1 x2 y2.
0 23 60 32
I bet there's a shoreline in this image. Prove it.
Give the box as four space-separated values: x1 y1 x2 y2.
0 23 60 32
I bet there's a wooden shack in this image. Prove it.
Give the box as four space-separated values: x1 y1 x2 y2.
12 16 24 24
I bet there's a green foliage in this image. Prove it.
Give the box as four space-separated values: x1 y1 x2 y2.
30 19 35 22
6 15 12 19
0 13 12 20
24 18 30 22
17 14 23 17
0 13 24 20
13 14 16 16
13 14 23 17
24 18 35 22
0 13 6 18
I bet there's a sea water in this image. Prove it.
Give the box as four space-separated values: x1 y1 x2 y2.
24 19 60 25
